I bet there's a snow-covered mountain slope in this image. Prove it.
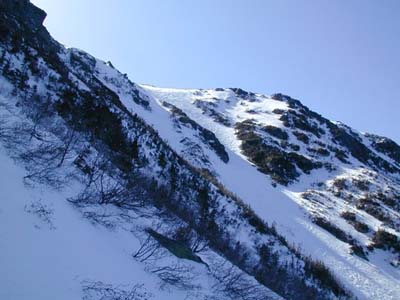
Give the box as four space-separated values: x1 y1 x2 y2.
136 86 400 300
0 1 399 300
0 147 188 300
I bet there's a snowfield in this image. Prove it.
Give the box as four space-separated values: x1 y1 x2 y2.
0 143 283 300
138 85 400 300
0 147 187 300
1 1 399 298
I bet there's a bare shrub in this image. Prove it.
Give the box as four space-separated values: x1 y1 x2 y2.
69 153 148 210
132 228 200 291
210 260 270 300
72 171 139 209
147 263 198 290
340 211 356 222
132 231 163 263
371 229 400 252
81 280 152 300
172 225 209 254
0 117 78 189
24 199 55 230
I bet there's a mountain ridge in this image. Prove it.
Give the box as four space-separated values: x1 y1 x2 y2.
0 1 399 300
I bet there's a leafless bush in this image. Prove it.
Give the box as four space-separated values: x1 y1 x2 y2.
147 263 199 290
0 118 9 140
0 117 78 189
132 231 163 263
81 209 141 230
19 141 75 188
82 211 118 229
71 171 138 208
132 229 200 291
173 225 209 254
0 119 31 152
24 200 55 230
210 260 269 300
81 280 152 300
70 154 147 209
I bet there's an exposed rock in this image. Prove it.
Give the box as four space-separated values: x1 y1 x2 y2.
366 133 400 164
163 102 229 163
262 125 289 140
236 120 320 185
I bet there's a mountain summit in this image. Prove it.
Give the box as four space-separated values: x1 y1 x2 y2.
0 1 399 299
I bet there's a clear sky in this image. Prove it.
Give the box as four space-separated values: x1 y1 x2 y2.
31 0 400 143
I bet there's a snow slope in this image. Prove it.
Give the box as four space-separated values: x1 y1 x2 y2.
138 85 400 300
0 43 398 300
0 140 285 300
1 1 399 299
0 146 187 300
0 41 283 300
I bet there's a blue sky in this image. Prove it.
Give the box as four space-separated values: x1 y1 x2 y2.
31 0 400 143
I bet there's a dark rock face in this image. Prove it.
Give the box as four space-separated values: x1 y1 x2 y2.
366 134 400 165
293 131 310 144
272 93 400 176
234 90 400 186
0 0 47 29
262 125 288 140
194 99 232 127
163 102 229 163
271 93 303 109
235 119 320 185
0 0 58 60
280 109 325 138
372 229 400 252
328 123 398 173
230 87 256 100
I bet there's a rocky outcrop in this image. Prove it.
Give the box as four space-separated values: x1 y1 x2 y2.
0 0 47 29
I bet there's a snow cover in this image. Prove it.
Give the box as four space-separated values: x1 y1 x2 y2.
0 146 190 300
0 140 285 300
0 23 399 298
0 65 282 300
138 85 400 300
